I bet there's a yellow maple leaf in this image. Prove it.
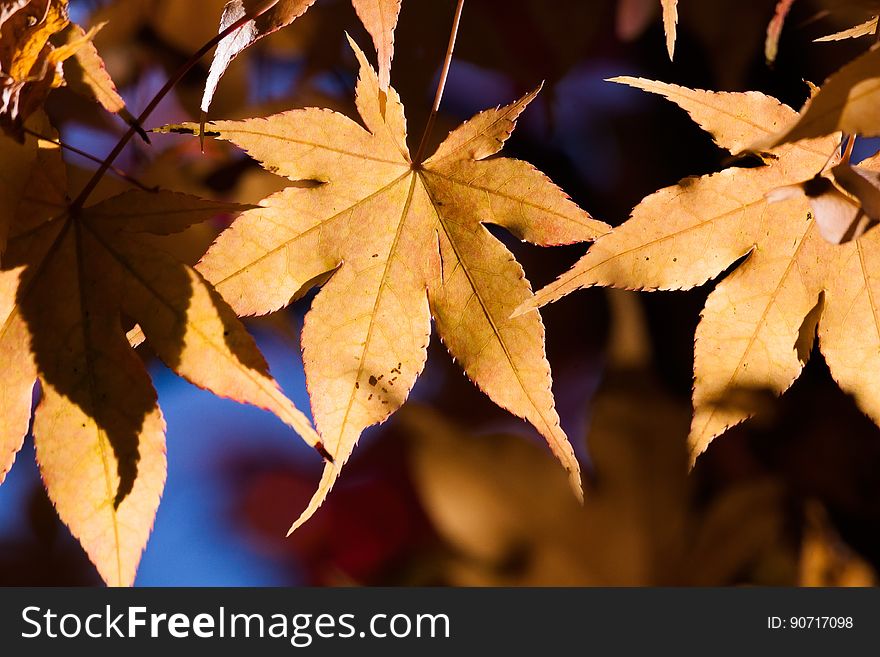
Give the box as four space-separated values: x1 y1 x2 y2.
769 156 880 244
0 124 319 586
202 0 402 116
661 0 678 60
160 37 608 532
814 15 878 43
770 1 880 56
766 44 880 147
519 78 880 461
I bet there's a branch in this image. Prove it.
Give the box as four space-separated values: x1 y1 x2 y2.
23 127 157 192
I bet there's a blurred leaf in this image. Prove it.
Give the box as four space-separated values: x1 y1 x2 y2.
799 502 877 586
401 383 787 586
766 0 797 63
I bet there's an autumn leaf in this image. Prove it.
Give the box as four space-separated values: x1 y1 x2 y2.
202 0 402 117
799 501 877 586
0 113 39 257
764 1 880 61
56 21 144 139
765 44 880 146
815 15 878 43
403 399 784 586
0 125 320 586
832 158 880 222
765 0 796 64
160 37 607 532
351 0 402 91
768 156 880 244
616 0 658 43
0 1 142 141
55 22 119 110
661 0 678 60
515 78 880 462
0 0 76 139
616 0 677 56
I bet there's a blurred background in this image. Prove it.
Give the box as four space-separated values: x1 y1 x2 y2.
2 0 880 586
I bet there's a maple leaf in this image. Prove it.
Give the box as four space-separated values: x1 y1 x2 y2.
0 124 320 586
202 0 402 116
764 0 880 61
661 0 678 60
0 1 141 141
0 0 93 139
814 15 878 43
766 44 880 146
765 0 796 64
832 159 880 223
0 112 39 257
160 38 607 531
56 21 143 138
56 22 123 113
769 156 880 244
517 78 880 461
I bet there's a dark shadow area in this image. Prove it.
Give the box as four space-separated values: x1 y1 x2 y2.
0 481 102 586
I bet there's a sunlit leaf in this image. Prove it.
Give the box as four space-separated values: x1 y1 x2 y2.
161 37 607 532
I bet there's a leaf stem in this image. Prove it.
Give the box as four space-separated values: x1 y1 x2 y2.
414 0 465 164
70 8 272 211
23 127 158 192
842 134 855 164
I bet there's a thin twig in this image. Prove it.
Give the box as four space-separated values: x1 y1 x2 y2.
23 127 157 192
70 8 272 211
414 0 466 165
